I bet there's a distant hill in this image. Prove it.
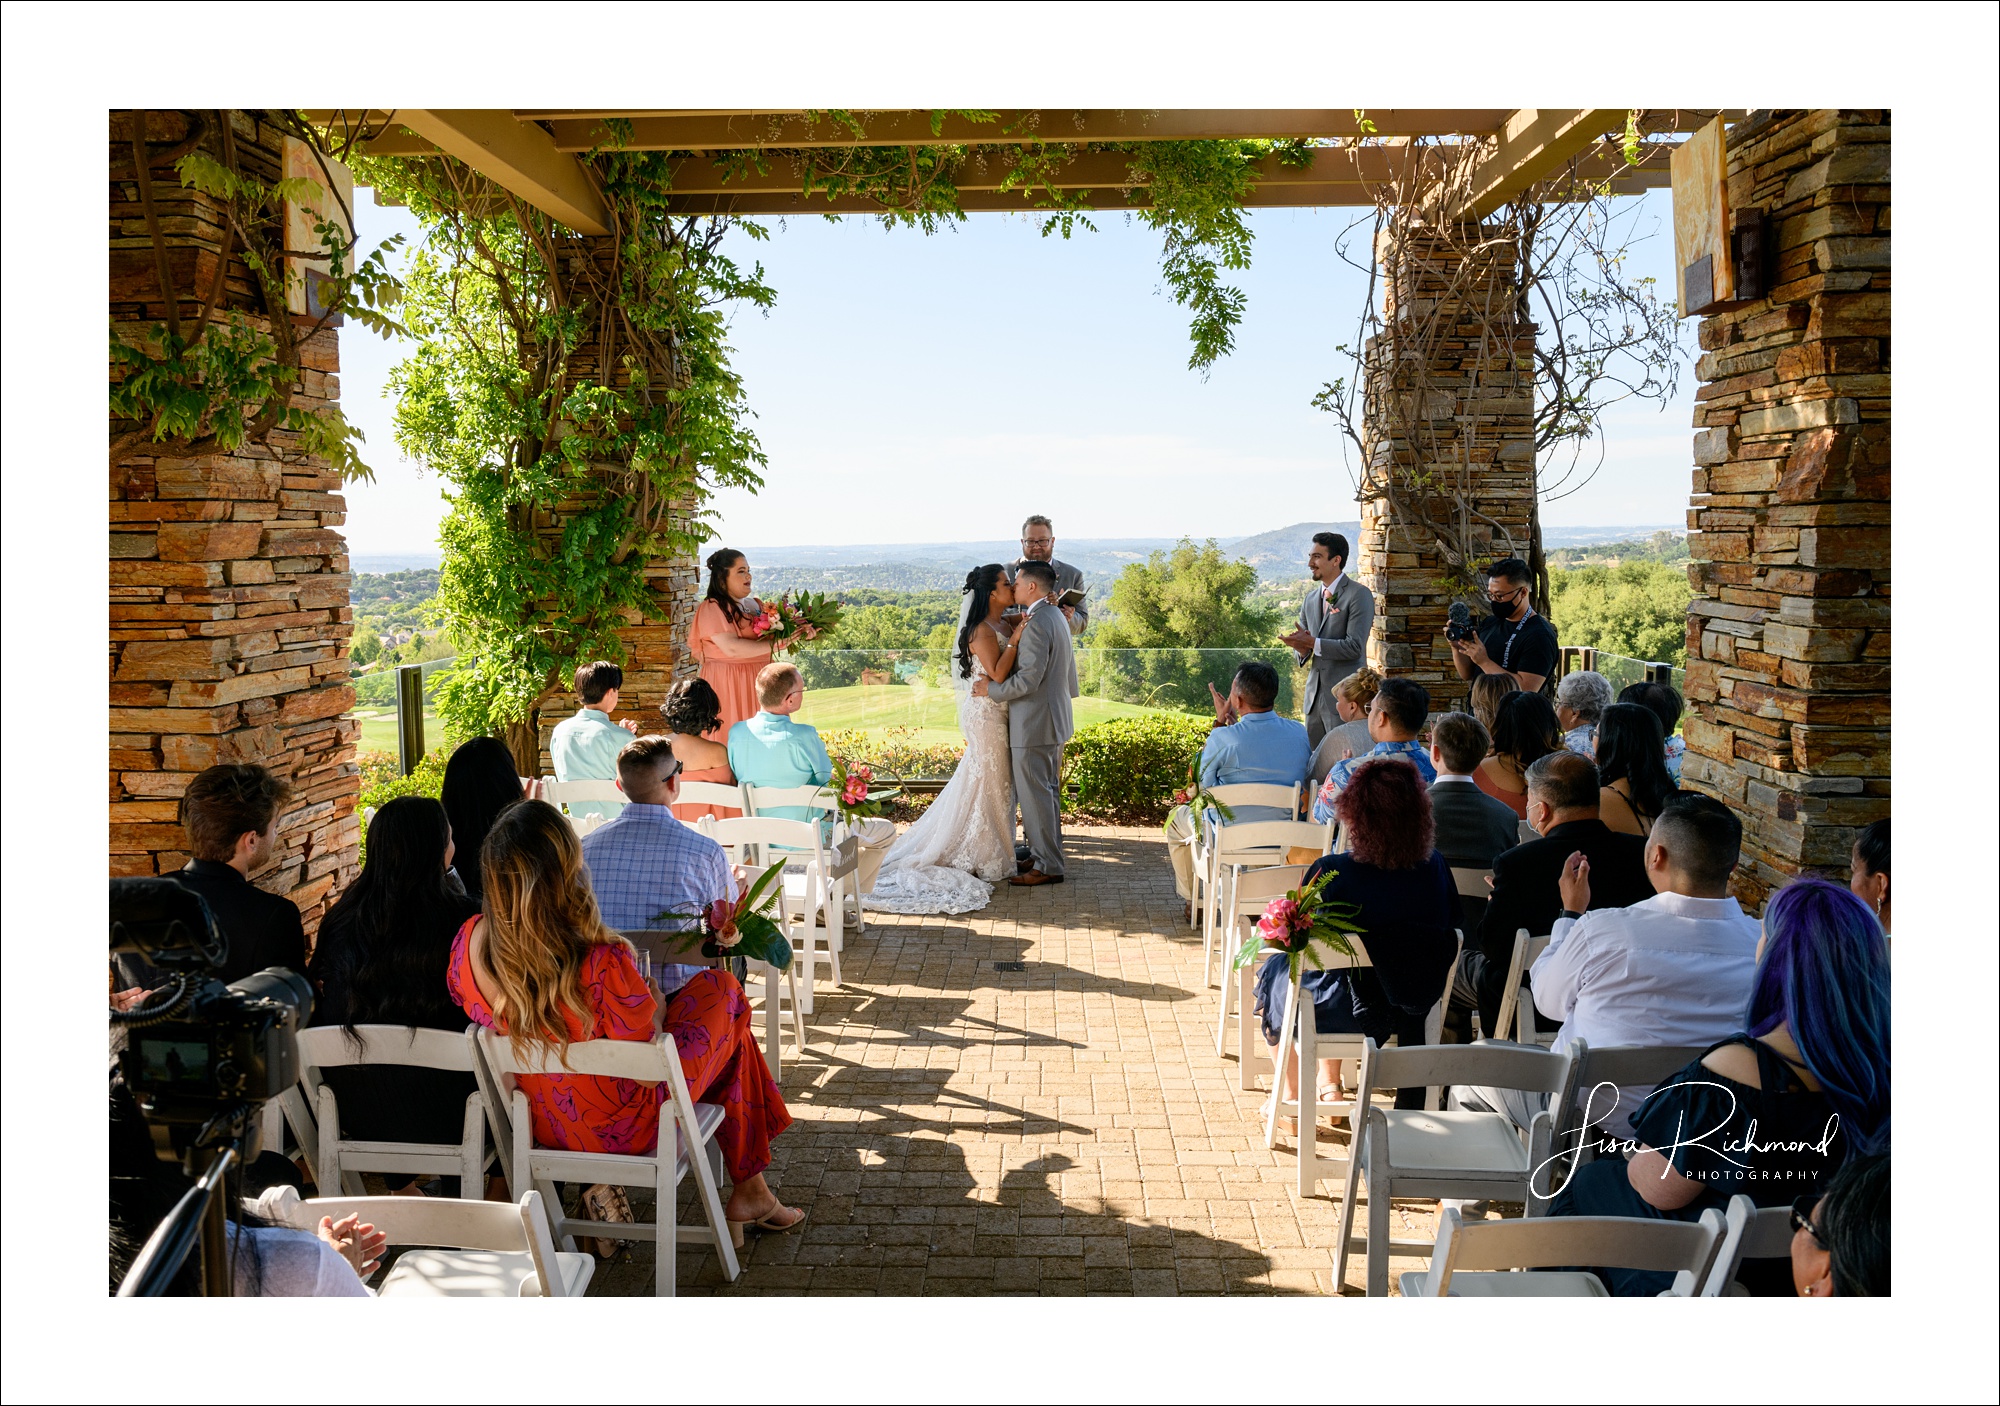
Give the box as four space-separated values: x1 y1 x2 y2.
1223 521 1365 576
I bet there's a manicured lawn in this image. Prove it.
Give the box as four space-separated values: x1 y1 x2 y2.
795 682 1172 747
356 707 440 758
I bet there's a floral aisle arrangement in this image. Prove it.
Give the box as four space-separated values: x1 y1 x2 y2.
655 859 794 972
752 590 843 653
1162 759 1237 836
1231 868 1366 983
830 756 899 822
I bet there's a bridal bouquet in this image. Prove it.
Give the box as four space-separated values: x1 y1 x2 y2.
1231 868 1366 985
751 590 844 653
654 859 793 972
830 756 898 821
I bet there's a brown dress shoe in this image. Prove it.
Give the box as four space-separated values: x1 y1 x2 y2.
1016 857 1035 874
1008 869 1064 886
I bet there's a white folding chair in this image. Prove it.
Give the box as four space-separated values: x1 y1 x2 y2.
742 783 848 960
1492 928 1554 1045
676 780 745 812
1265 930 1465 1197
542 778 625 835
1188 783 1304 941
705 813 832 1014
279 1189 594 1296
1335 1038 1573 1296
1201 816 1331 988
1551 1039 1709 1171
1402 1204 1725 1298
1448 866 1491 935
295 1026 490 1199
620 931 806 1078
476 1027 741 1296
1699 1195 1792 1297
1212 865 1307 1064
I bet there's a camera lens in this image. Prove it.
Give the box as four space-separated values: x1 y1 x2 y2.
229 967 315 1026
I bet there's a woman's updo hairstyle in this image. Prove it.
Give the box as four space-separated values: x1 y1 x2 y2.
957 564 1008 680
704 548 748 624
660 677 724 738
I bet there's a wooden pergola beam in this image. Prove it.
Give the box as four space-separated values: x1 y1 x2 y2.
1452 108 1628 219
381 109 612 234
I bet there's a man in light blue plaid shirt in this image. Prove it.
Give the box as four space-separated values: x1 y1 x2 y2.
580 735 736 996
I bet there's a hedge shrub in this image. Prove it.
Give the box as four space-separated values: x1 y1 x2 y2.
1062 712 1213 819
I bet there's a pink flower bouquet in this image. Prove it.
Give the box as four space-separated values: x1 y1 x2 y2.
751 590 844 653
1232 868 1365 984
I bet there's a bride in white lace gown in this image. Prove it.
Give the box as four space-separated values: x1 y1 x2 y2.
864 566 1022 915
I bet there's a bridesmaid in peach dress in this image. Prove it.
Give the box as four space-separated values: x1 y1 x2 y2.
686 547 775 752
660 678 739 823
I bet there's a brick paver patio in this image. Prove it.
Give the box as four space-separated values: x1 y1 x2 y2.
589 826 1443 1295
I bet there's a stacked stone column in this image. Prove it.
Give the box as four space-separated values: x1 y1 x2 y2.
1681 110 1890 907
1353 226 1536 711
110 111 360 930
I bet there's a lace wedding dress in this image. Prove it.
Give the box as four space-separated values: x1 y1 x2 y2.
863 625 1016 915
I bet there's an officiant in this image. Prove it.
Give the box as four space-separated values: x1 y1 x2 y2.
1004 514 1088 637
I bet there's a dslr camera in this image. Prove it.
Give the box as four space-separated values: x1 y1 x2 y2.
1445 599 1478 643
110 877 312 1156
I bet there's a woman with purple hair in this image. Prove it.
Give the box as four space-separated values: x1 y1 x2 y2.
1549 875 1891 1295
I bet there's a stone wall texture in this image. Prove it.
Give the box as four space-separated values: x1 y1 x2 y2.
1682 109 1890 908
109 110 360 933
1354 226 1536 711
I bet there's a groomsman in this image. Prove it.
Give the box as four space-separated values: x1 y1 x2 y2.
1281 531 1375 749
1006 514 1088 637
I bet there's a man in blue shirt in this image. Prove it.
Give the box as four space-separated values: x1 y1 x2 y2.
1165 660 1311 912
727 662 833 826
580 734 735 994
1311 676 1436 822
550 660 638 818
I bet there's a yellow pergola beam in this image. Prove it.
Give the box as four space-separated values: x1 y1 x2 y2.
394 109 611 235
1452 108 1628 218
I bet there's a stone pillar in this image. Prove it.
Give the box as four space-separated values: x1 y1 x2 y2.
1682 110 1889 908
1354 226 1536 711
109 111 360 933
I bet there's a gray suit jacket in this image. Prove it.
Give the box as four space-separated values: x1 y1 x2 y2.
1008 557 1087 635
985 600 1079 748
1297 574 1375 717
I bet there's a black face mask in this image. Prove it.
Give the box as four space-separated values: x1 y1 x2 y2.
1490 593 1521 622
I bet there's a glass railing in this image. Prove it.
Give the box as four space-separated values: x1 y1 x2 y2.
1556 646 1687 700
353 654 456 764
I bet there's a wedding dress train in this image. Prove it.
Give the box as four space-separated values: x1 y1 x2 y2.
863 647 1016 915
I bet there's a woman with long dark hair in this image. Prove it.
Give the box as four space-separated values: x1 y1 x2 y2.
659 677 740 823
1618 680 1685 782
440 735 533 903
864 565 1022 915
687 548 778 740
307 797 483 1190
1594 702 1678 836
1474 690 1562 819
1552 876 1891 1295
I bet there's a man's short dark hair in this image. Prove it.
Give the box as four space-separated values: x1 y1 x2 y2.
181 763 292 862
1524 749 1599 812
1312 531 1349 567
1232 660 1280 711
1486 556 1533 588
615 735 679 796
1650 792 1743 888
575 660 623 705
1374 677 1430 735
1431 711 1490 775
1015 559 1057 592
1854 817 1889 876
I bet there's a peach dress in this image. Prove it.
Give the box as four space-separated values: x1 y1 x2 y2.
677 598 772 823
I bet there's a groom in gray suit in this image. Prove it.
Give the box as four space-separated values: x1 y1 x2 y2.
1280 530 1376 749
973 560 1078 886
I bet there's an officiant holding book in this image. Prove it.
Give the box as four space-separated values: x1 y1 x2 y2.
1005 514 1088 637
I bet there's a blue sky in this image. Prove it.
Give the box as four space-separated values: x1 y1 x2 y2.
338 187 1695 556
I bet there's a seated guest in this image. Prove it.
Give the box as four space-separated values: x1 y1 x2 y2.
1253 757 1459 1110
1310 677 1434 823
727 662 834 826
440 736 537 904
1554 669 1612 757
1618 680 1686 782
1473 690 1562 819
1307 666 1382 785
1426 711 1521 935
1467 671 1519 738
1552 876 1890 1296
307 796 482 1194
659 678 740 823
1165 661 1311 911
1849 817 1889 938
1454 750 1652 1038
1795 1152 1890 1298
450 798 803 1240
1594 702 1678 836
1455 793 1760 1135
550 660 640 818
126 765 307 992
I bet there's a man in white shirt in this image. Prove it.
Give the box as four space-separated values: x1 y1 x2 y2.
1281 531 1375 750
1454 792 1761 1139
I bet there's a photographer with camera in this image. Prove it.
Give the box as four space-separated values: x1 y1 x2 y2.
1448 557 1559 696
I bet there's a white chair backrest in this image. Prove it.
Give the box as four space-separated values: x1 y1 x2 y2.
1213 818 1334 861
676 780 745 809
481 1027 678 1083
704 814 823 854
1205 782 1302 815
291 1191 573 1296
542 778 625 807
1699 1196 1794 1296
1450 866 1493 898
297 1025 477 1074
1417 1205 1725 1297
1230 864 1308 913
1360 1034 1572 1099
743 783 838 817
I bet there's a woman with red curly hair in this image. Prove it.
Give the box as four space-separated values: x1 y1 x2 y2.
1253 755 1462 1110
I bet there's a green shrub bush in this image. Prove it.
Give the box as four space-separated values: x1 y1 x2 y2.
1063 712 1213 819
356 750 448 860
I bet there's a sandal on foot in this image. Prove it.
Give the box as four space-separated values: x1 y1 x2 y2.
580 1183 634 1259
727 1205 807 1247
